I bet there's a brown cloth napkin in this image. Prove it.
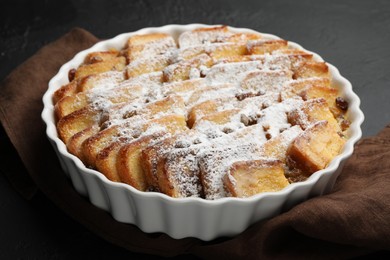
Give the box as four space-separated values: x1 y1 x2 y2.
1 28 390 259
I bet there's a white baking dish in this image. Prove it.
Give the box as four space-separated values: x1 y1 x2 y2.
42 24 364 240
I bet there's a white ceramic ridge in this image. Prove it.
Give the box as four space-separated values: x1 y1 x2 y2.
42 24 364 240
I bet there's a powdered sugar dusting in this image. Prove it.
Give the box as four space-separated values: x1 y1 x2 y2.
60 26 345 199
178 28 234 49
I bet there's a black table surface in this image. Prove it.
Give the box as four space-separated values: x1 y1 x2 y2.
1 0 390 258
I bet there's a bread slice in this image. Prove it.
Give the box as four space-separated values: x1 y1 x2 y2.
67 125 100 159
287 98 340 132
53 80 79 104
293 61 330 80
159 147 203 198
259 125 303 162
80 95 185 167
55 92 89 120
281 77 331 101
116 134 163 191
77 70 125 93
247 39 288 55
55 84 144 120
187 100 222 128
223 159 289 198
125 33 176 62
287 120 345 175
126 54 172 78
84 50 120 64
240 69 293 94
92 114 187 181
57 107 99 144
74 56 126 79
178 26 232 49
298 85 342 117
193 109 241 129
163 54 213 82
180 42 247 61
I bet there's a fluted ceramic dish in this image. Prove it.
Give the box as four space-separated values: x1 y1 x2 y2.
42 24 364 241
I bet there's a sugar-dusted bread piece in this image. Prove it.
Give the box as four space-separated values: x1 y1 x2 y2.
55 92 89 120
223 159 289 198
126 54 172 78
84 50 120 64
198 143 262 199
67 125 100 159
240 69 293 94
53 71 126 104
77 70 125 93
287 98 340 132
193 109 242 130
178 26 233 48
156 124 267 198
259 125 303 162
205 60 263 84
298 85 343 117
53 80 79 104
116 134 164 191
95 140 127 182
55 85 143 120
141 130 202 190
179 42 247 61
187 98 231 128
187 83 235 103
74 56 126 80
247 39 288 55
125 33 177 62
159 146 204 198
287 120 345 176
57 107 99 144
82 96 186 168
281 77 331 100
92 114 187 179
55 83 144 119
293 61 330 80
163 53 213 82
162 78 207 96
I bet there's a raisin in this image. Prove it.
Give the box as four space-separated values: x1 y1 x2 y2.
222 127 234 134
240 114 257 126
123 110 137 119
336 97 349 111
235 91 263 101
340 119 351 131
68 68 76 82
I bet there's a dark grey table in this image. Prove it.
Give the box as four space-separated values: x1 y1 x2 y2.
1 0 389 258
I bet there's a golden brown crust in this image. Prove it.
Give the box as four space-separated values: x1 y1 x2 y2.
57 107 99 144
55 92 89 120
84 50 119 64
95 140 125 182
224 159 289 198
116 135 157 191
74 56 126 79
53 80 79 104
247 39 288 55
67 125 100 160
293 61 330 79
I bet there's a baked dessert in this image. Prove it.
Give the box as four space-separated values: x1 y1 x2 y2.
53 26 350 199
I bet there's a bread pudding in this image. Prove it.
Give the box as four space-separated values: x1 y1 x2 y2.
53 26 350 199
